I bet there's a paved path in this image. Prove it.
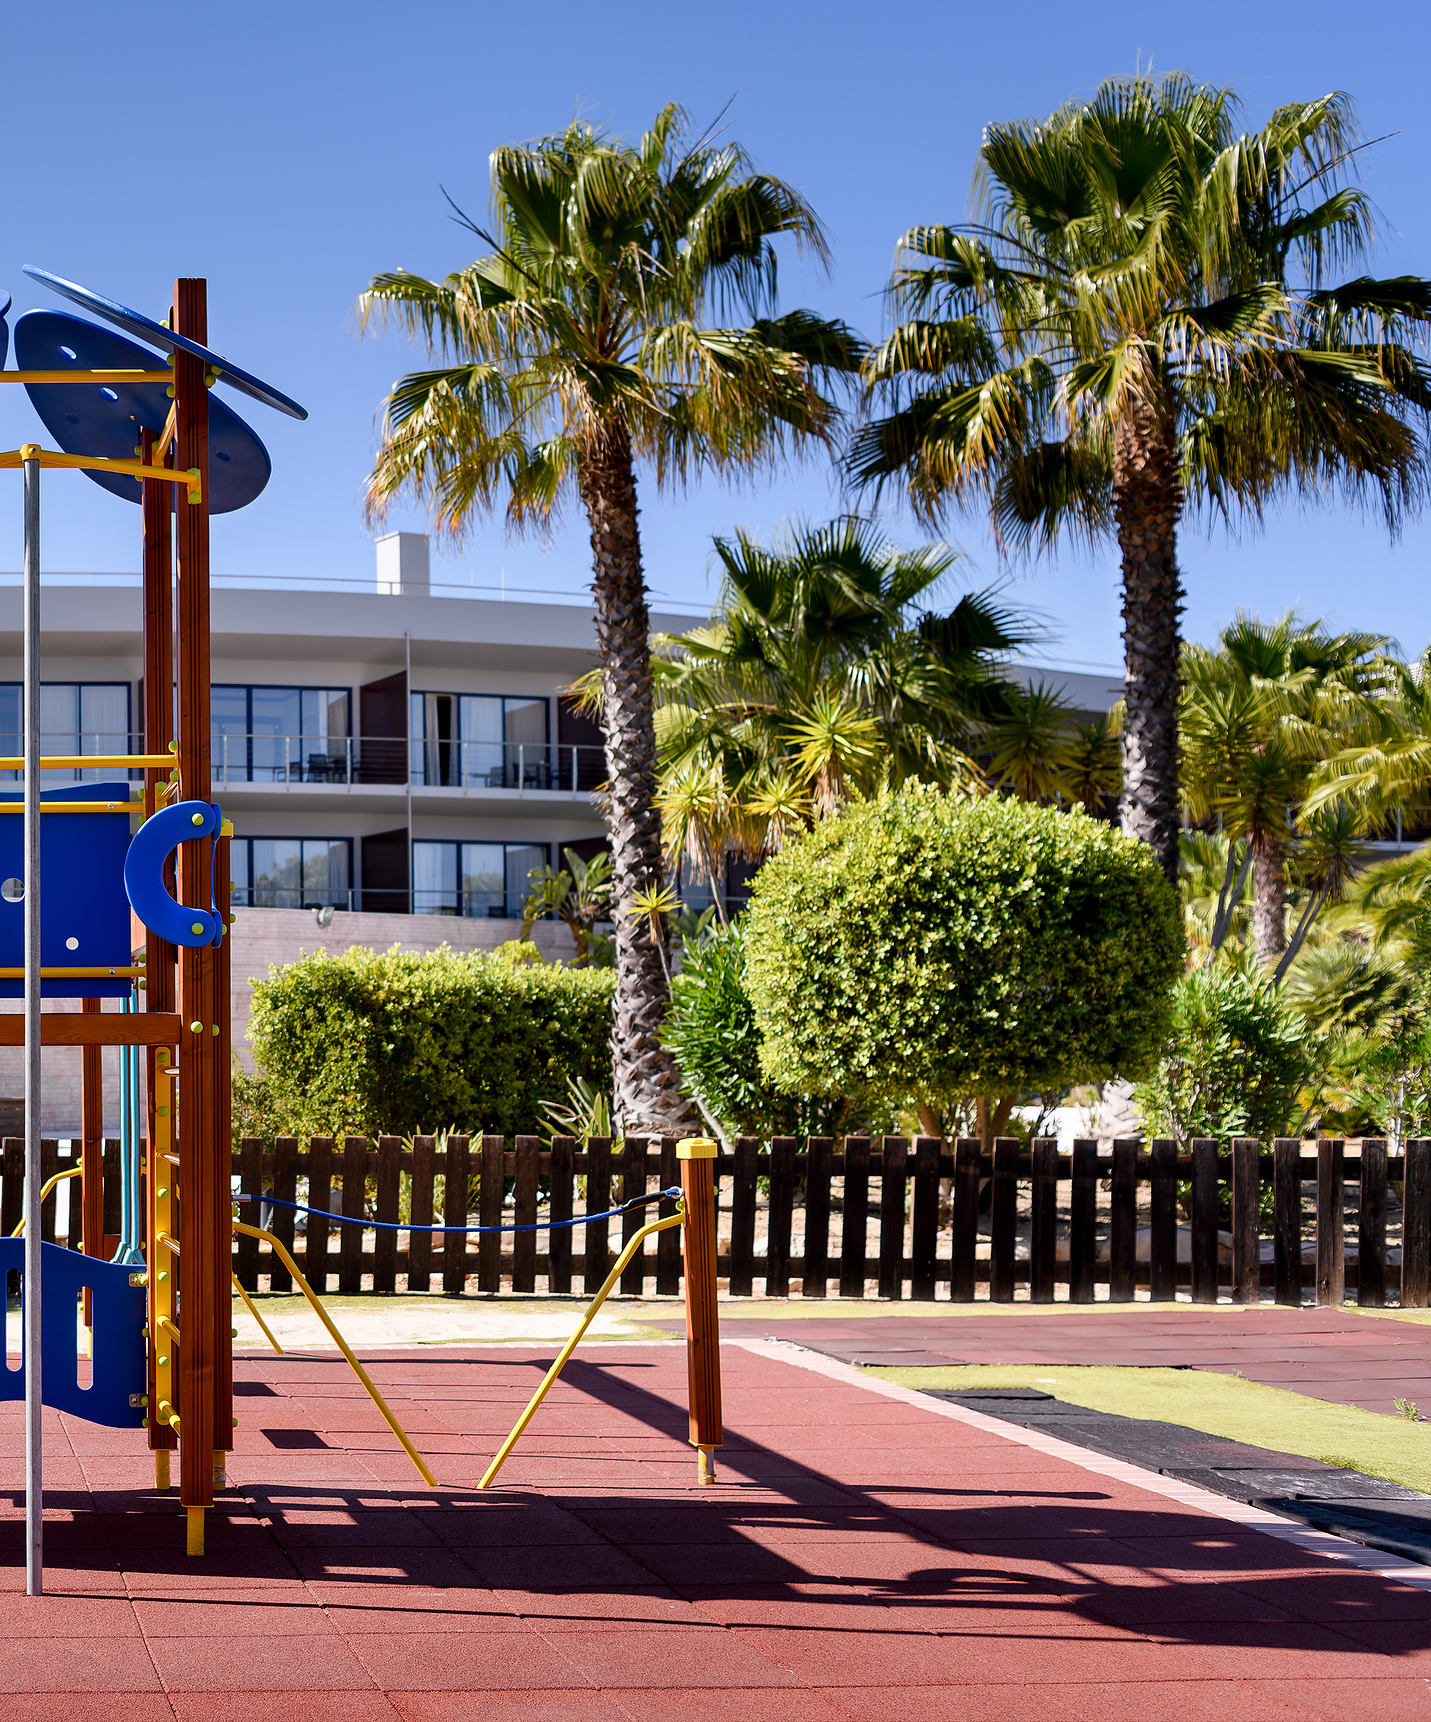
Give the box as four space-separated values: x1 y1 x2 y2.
725 1308 1431 1415
1 1339 1429 1716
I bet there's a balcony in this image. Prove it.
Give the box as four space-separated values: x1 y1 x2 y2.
211 735 606 812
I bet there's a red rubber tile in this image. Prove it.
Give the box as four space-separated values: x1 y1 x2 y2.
0 1590 142 1635
146 1634 374 1691
822 1688 1088 1722
608 1694 849 1722
0 1700 176 1722
542 1624 799 1689
169 1696 401 1722
350 1632 589 1692
1247 1678 1431 1720
492 1585 694 1630
389 1691 630 1721
0 1636 162 1693
1160 1619 1417 1679
284 1547 476 1587
456 1544 661 1589
133 1590 337 1636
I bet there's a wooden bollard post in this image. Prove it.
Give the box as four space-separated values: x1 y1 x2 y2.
678 1138 722 1484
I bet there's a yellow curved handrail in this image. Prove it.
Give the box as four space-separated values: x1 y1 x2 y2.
10 1165 82 1236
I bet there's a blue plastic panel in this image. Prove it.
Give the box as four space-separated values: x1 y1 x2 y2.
22 266 307 420
0 1237 147 1426
0 290 9 369
0 781 135 997
14 311 271 515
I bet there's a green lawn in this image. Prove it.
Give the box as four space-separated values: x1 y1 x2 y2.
871 1364 1431 1493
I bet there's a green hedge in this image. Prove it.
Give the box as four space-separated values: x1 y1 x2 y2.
245 944 615 1140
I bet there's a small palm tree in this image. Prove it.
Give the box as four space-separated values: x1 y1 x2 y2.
1061 713 1122 813
986 682 1073 802
1181 612 1387 966
650 515 1035 873
853 75 1431 880
359 107 862 1132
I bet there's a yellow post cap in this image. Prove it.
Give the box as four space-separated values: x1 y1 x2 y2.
677 1137 718 1159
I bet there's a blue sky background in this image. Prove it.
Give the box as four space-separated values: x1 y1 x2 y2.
1 0 1428 668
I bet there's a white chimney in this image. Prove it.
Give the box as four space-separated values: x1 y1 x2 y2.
375 531 430 596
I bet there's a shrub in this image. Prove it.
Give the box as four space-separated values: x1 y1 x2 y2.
247 944 614 1140
744 786 1183 1111
1134 967 1307 1143
663 917 864 1137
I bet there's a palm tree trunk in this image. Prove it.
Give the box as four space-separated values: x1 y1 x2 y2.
1252 833 1286 967
1112 400 1184 883
578 428 691 1135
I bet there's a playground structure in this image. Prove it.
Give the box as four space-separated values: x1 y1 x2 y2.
0 271 723 1593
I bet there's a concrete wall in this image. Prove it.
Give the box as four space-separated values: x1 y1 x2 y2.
1 907 579 1135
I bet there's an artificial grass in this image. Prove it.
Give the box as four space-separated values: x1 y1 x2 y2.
870 1363 1431 1494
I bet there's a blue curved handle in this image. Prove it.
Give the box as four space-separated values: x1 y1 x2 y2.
124 800 224 948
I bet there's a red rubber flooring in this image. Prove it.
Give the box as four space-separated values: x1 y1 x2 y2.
0 1339 1428 1717
737 1308 1431 1415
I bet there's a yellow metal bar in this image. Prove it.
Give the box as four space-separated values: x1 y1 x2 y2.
1 444 198 499
233 1218 437 1486
0 754 173 770
0 967 142 979
150 1059 175 1449
9 1165 82 1235
156 1315 180 1346
477 1206 686 1491
0 370 172 383
155 403 178 461
232 1273 284 1355
0 802 139 813
156 1230 181 1255
158 1398 180 1431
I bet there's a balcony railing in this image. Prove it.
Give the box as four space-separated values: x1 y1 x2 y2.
212 734 605 792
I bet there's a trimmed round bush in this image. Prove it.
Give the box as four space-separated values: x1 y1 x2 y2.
744 786 1184 1108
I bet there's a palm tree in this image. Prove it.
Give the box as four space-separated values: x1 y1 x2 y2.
358 106 863 1132
649 515 1035 880
852 74 1431 881
1180 611 1387 967
986 681 1073 802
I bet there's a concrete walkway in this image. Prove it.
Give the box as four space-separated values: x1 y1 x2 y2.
1 1338 1429 1715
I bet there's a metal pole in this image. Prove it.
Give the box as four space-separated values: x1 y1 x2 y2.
23 452 43 1595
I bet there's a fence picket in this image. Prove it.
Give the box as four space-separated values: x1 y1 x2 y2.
767 1137 797 1297
474 1135 498 1293
1030 1138 1056 1303
1231 1138 1259 1304
584 1136 612 1293
878 1138 908 1300
548 1137 574 1294
840 1137 871 1298
235 1138 261 1291
513 1136 540 1295
1070 1140 1097 1304
407 1135 435 1294
1 1138 20 1239
949 1140 977 1303
1316 1139 1345 1307
620 1138 649 1295
340 1137 365 1294
911 1137 940 1301
1404 1139 1431 1310
656 1138 681 1296
1190 1140 1219 1303
803 1137 832 1299
1273 1138 1301 1306
374 1136 401 1293
1358 1140 1387 1307
306 1137 334 1293
990 1139 1018 1302
1149 1139 1177 1302
1110 1138 1137 1303
271 1137 298 1293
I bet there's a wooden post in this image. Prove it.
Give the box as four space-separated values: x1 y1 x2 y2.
1149 1139 1177 1302
1189 1140 1219 1304
1404 1139 1431 1310
1030 1138 1057 1304
173 277 223 1549
1273 1138 1302 1306
679 1138 722 1483
1359 1139 1387 1307
1109 1138 1138 1302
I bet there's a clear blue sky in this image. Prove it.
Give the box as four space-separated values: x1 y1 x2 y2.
2 0 1427 668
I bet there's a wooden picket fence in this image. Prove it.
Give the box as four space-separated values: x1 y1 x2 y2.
5 1133 1429 1306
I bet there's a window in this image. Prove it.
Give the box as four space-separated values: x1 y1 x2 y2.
230 837 352 909
0 683 133 783
409 692 550 788
412 840 547 918
213 686 351 783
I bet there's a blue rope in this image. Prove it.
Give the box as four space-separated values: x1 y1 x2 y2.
233 1186 683 1236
